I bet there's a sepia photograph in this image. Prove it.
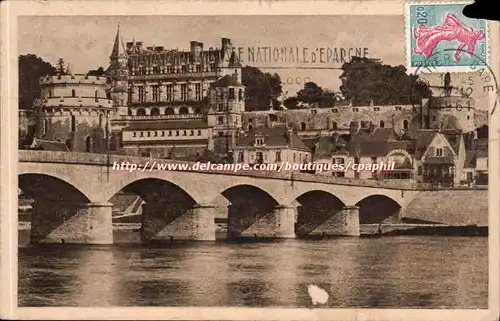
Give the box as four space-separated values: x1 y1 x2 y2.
2 0 499 320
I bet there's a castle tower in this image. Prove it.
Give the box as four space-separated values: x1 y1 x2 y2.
108 24 129 117
207 73 245 156
33 73 113 153
219 38 242 83
424 73 475 133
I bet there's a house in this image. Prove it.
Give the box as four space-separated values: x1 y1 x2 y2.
344 125 415 180
413 130 467 187
233 126 312 165
303 133 350 177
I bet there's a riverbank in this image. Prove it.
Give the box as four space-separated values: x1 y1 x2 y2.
18 222 487 246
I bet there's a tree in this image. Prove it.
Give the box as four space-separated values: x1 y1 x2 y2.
295 82 339 107
56 58 67 75
87 66 106 76
18 54 57 110
339 57 431 106
242 66 283 111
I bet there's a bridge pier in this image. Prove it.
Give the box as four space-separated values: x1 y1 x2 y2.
305 205 360 237
141 202 216 242
31 201 113 244
227 204 296 240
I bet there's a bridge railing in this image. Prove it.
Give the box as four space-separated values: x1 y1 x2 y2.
18 150 488 191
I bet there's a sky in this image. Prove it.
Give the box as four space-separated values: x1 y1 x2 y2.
18 15 405 96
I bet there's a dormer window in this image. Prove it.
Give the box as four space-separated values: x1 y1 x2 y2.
436 148 443 156
255 135 264 146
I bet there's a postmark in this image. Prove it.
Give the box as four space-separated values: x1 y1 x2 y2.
406 2 489 72
411 48 499 123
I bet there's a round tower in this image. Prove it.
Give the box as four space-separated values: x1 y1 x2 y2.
427 73 475 133
34 74 114 153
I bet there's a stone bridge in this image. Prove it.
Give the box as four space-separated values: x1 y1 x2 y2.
19 151 485 244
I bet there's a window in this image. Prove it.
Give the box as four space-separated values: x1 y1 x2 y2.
467 171 473 181
229 88 235 100
418 166 422 175
379 120 385 128
181 84 188 101
275 151 281 162
395 106 402 111
190 130 194 136
161 131 165 136
238 89 244 101
196 65 202 73
217 103 224 111
353 107 359 112
140 131 144 137
256 152 264 164
151 107 159 116
72 89 76 97
165 107 174 115
179 107 189 114
152 85 160 102
436 148 443 156
85 136 91 152
195 83 202 100
218 116 224 125
255 137 264 146
99 114 103 128
71 115 76 132
128 108 132 116
293 153 296 162
128 87 134 102
332 122 337 130
42 119 48 135
168 131 172 136
403 119 409 130
238 152 244 162
197 130 202 136
48 90 52 98
95 90 98 102
176 130 179 136
166 85 173 102
301 122 306 131
137 108 146 116
181 65 188 73
147 131 151 137
138 87 145 103
432 116 436 121
374 107 380 111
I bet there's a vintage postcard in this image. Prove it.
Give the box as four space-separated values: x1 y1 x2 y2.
1 0 499 320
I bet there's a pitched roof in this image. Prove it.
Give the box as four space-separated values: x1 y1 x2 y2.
30 138 69 152
123 120 208 130
110 24 127 59
236 126 310 151
228 51 242 68
210 74 242 88
414 130 438 160
312 135 350 157
347 140 412 157
442 133 462 155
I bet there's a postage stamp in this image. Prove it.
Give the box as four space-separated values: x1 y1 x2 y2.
406 2 489 72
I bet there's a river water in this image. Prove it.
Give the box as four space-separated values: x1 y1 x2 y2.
18 233 487 308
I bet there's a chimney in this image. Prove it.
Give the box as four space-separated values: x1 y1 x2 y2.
286 126 293 144
349 121 360 136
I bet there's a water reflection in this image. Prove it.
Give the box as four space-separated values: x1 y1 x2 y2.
18 236 488 308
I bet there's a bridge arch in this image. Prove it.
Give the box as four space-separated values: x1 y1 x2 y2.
19 173 91 204
102 173 204 205
355 194 402 224
220 184 280 240
294 190 346 237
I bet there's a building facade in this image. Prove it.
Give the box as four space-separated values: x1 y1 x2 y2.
107 26 243 159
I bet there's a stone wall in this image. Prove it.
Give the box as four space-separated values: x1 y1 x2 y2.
402 189 488 226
